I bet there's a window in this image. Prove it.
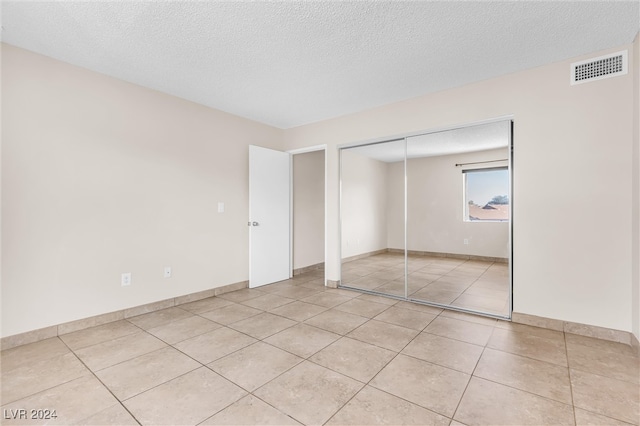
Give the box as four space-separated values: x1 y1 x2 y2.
463 167 509 222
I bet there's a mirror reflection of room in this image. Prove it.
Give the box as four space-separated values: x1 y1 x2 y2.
340 120 511 318
340 139 407 299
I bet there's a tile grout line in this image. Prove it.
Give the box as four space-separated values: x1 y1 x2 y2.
450 321 571 422
565 366 640 386
324 311 452 424
449 337 488 423
195 301 363 426
565 331 579 426
58 325 142 353
483 328 573 369
0 351 92 408
70 314 261 422
563 337 638 425
65 320 166 371
58 337 143 426
321 329 406 424
238 295 394 425
94 320 271 425
464 371 577 408
70 320 210 403
451 328 579 415
237 305 342 426
437 259 490 308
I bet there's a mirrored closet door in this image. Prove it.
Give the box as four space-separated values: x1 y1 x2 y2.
339 138 407 299
340 120 512 319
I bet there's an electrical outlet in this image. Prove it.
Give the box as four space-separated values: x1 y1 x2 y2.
121 272 131 286
464 239 469 245
164 266 172 278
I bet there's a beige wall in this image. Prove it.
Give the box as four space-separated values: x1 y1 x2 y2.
340 149 389 258
284 44 635 333
3 39 638 339
387 148 509 258
292 150 324 270
1 44 284 337
386 159 404 254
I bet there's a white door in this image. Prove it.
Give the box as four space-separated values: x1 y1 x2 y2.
249 145 291 288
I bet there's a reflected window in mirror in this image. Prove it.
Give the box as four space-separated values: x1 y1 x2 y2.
463 167 509 222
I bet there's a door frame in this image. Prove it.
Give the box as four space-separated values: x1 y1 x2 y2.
287 145 328 285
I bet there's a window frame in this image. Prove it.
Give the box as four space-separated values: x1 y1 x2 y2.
462 166 510 223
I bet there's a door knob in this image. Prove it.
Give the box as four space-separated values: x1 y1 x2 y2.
252 222 259 226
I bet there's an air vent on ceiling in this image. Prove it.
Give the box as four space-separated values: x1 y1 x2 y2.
571 50 628 85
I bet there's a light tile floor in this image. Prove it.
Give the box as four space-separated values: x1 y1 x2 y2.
342 252 510 317
2 269 638 425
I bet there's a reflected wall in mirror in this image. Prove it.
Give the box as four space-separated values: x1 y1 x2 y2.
340 139 406 298
340 120 512 318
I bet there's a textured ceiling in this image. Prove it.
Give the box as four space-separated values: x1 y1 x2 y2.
2 1 639 129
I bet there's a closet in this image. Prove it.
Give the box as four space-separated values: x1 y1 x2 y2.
339 119 513 319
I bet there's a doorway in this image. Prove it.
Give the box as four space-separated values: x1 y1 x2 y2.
248 145 327 288
291 148 326 278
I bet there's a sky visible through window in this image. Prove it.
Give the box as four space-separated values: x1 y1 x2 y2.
466 168 509 205
465 168 509 221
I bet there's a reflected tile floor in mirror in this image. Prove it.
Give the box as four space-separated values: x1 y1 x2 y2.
342 252 510 317
2 268 638 425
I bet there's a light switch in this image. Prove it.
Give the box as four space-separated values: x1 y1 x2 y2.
217 202 225 213
121 272 131 287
